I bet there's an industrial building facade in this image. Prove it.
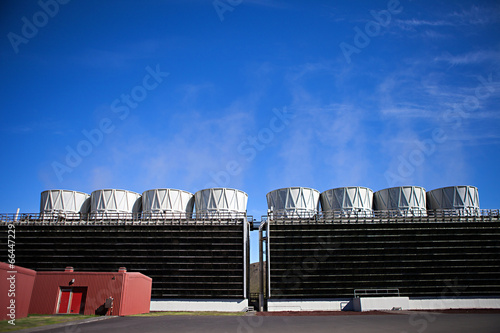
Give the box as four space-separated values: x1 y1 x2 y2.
262 186 500 311
0 188 251 312
3 221 249 301
264 215 500 310
1 185 500 313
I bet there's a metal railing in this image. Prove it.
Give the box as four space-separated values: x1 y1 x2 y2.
267 209 500 223
354 288 400 298
1 209 499 225
0 212 251 225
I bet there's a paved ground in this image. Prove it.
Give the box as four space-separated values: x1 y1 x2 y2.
18 312 500 333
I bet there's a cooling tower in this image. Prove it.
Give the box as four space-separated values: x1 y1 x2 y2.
90 189 142 217
267 187 320 218
40 190 90 214
320 187 374 217
194 188 248 218
427 185 480 216
374 186 427 216
142 189 194 218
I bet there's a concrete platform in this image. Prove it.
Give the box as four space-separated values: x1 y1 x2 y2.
150 299 248 312
267 297 500 312
353 297 409 311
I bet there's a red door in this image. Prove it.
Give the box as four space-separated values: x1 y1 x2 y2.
57 289 71 314
69 289 84 314
57 287 87 314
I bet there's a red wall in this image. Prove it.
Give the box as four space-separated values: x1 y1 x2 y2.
0 263 36 320
120 273 152 316
29 270 151 316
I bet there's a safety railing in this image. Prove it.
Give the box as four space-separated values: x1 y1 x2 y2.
267 209 500 223
354 288 400 298
0 212 251 225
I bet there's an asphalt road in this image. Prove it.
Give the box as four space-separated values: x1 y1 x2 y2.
21 313 500 333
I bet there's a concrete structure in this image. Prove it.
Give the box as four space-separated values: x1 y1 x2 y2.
267 187 320 218
29 267 151 316
353 297 409 312
427 185 480 216
408 297 500 310
150 299 248 312
40 190 90 215
142 189 194 218
267 299 353 311
194 188 248 218
90 189 142 218
0 263 36 320
320 187 373 217
374 186 427 216
267 297 500 312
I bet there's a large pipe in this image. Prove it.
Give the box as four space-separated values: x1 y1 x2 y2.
259 219 267 312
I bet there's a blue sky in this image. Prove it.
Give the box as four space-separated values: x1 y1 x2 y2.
1 0 500 262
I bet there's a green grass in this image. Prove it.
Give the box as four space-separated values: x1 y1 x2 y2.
132 311 244 317
0 314 96 332
0 311 243 331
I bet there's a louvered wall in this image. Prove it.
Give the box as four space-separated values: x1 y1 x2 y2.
269 218 500 298
0 222 247 299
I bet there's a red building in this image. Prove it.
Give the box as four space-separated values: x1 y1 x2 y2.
0 263 36 320
28 266 152 316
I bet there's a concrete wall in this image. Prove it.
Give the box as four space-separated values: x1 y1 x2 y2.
409 298 500 310
267 299 353 312
267 297 500 312
150 299 248 312
353 297 409 312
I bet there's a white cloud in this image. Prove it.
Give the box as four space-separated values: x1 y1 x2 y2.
396 19 454 28
434 51 500 66
395 5 499 39
44 97 257 194
242 0 294 9
367 59 500 188
133 109 253 190
272 97 371 190
447 5 499 25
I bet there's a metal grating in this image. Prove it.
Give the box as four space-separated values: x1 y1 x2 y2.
268 213 500 299
0 219 249 299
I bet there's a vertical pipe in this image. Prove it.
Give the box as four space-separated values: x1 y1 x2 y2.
259 223 264 312
243 216 248 300
266 219 270 300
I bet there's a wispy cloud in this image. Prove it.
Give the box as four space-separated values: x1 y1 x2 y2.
434 51 500 66
374 59 500 187
423 30 450 39
395 5 499 38
242 0 293 9
448 5 499 25
271 92 371 189
379 106 437 118
125 109 253 191
396 19 454 29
